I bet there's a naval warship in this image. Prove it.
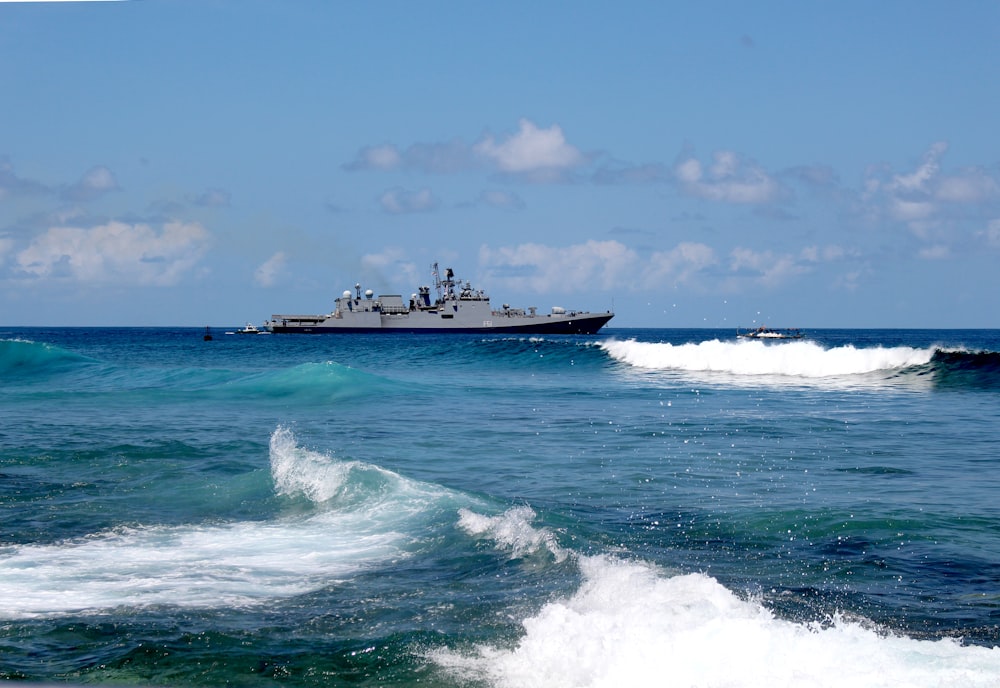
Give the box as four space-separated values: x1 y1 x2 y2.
265 263 614 334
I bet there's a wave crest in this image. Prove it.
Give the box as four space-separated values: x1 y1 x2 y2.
0 338 93 380
601 338 934 378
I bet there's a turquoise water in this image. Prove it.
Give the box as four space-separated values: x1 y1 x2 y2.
2 327 999 687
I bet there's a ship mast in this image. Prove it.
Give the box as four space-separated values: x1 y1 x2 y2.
432 262 456 303
432 263 442 303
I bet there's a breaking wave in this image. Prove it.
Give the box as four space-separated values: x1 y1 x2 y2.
599 338 1000 390
0 427 457 619
436 507 1000 688
0 338 95 380
600 338 934 378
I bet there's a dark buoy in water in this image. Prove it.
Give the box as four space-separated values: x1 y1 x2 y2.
203 326 213 341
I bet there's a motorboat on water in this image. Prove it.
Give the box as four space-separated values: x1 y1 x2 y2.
229 323 270 335
265 263 614 334
737 326 804 340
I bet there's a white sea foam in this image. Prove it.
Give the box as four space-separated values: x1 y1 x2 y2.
458 506 568 562
0 427 449 619
601 338 934 378
431 555 1000 688
0 517 404 618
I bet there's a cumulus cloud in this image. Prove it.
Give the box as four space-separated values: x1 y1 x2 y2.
673 151 781 204
254 251 287 287
346 120 587 181
61 165 119 202
379 187 438 214
480 240 634 292
474 119 584 176
863 141 1000 236
344 144 403 171
728 247 810 287
877 143 948 224
14 220 210 286
479 239 716 294
935 170 1000 203
478 238 853 296
891 141 947 193
642 243 718 288
725 244 854 289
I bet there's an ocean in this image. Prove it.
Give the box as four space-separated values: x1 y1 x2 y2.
2 327 999 687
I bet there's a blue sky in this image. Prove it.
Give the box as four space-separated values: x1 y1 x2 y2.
2 1 998 328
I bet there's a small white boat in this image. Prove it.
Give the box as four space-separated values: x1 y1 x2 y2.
227 323 270 335
737 326 804 340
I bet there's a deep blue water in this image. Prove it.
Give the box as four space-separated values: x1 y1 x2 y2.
2 327 1000 687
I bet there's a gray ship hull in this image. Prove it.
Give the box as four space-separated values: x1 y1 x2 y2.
267 312 614 335
265 264 614 335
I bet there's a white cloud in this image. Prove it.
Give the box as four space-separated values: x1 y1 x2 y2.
673 151 781 204
15 220 210 286
728 247 813 287
379 187 438 214
474 119 584 175
890 141 946 193
935 170 1000 203
675 158 702 184
642 243 717 288
479 239 716 294
254 251 287 287
889 197 936 223
62 165 119 202
347 144 403 171
863 141 1000 239
480 240 635 293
